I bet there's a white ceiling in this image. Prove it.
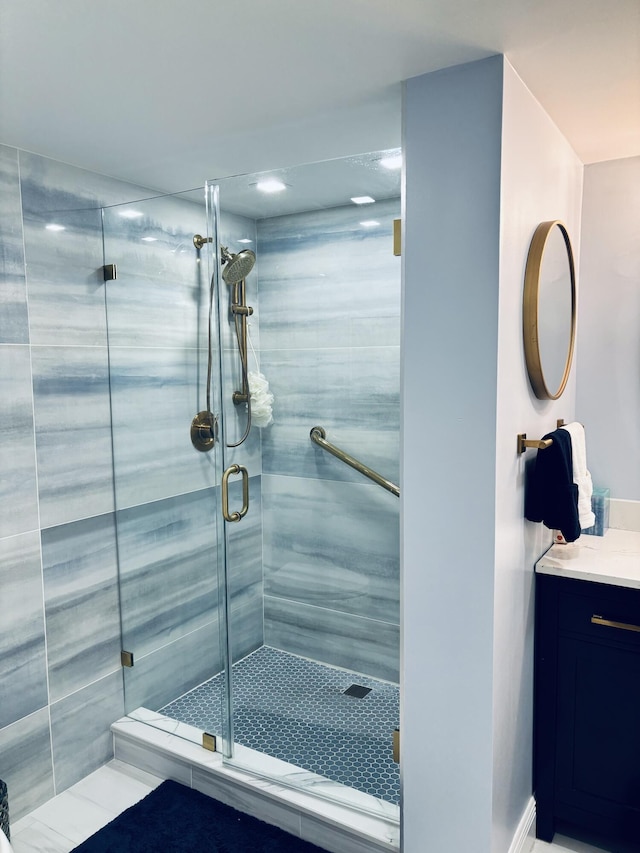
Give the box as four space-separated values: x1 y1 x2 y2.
0 0 638 195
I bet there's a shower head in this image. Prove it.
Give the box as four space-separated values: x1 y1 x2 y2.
221 246 256 285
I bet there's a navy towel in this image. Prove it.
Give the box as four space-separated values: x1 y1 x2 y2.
525 428 581 542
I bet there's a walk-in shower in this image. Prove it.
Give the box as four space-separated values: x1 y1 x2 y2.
103 150 402 837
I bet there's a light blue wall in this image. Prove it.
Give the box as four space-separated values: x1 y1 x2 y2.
576 156 640 502
402 56 503 853
401 55 584 853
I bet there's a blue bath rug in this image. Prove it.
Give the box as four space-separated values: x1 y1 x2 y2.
71 779 326 852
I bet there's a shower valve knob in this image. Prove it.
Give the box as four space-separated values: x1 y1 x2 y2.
190 411 217 452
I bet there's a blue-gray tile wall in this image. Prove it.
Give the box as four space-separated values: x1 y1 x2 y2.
0 146 29 344
255 199 401 682
0 144 400 817
0 532 47 729
108 346 217 508
41 514 121 703
101 195 209 350
117 489 221 659
0 147 238 821
31 345 114 528
264 596 400 683
262 474 399 624
50 672 124 792
226 476 264 662
0 709 55 822
257 199 400 351
260 345 400 484
0 345 39 539
122 620 222 714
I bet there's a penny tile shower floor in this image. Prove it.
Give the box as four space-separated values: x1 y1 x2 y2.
160 645 400 804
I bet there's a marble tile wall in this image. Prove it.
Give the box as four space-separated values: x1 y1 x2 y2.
0 145 400 819
0 147 263 822
256 198 401 682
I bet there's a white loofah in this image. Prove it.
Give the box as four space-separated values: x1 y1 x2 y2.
248 370 274 427
245 325 274 428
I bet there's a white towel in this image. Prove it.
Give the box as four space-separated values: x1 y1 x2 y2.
561 422 595 530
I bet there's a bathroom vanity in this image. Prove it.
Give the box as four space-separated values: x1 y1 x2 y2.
534 529 640 849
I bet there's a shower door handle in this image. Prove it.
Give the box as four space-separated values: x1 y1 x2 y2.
221 464 249 522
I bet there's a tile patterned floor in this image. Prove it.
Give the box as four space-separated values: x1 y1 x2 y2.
161 645 401 804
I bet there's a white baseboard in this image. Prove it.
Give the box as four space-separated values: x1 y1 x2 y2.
508 797 536 853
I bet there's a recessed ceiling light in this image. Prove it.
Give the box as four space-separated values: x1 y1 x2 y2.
360 220 380 228
237 238 253 244
45 223 65 232
379 154 402 170
256 179 286 194
351 196 375 205
119 209 144 219
141 236 157 242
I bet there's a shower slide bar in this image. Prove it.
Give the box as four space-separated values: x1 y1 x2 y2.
309 426 400 497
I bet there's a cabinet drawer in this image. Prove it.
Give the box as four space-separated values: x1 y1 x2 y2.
558 588 640 647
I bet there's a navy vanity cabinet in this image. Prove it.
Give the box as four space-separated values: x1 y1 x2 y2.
535 573 640 848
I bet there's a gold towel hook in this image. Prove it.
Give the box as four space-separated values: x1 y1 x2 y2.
517 418 569 454
517 434 553 455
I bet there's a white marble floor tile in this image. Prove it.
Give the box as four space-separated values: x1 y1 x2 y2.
69 762 161 816
10 820 75 853
10 761 164 852
23 791 115 845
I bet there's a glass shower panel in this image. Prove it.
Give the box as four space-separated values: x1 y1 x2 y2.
102 189 229 747
212 152 402 818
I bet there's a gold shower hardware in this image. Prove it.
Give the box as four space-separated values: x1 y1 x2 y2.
193 234 212 250
221 464 250 522
591 615 640 633
517 434 553 454
230 278 252 410
190 410 217 452
310 426 400 497
393 219 401 256
202 732 217 752
392 729 400 764
121 650 134 668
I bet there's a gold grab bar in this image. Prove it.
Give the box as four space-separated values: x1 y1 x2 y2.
591 615 640 634
309 426 400 497
221 464 249 522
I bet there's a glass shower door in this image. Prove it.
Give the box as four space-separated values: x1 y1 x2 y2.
102 188 230 748
210 153 402 819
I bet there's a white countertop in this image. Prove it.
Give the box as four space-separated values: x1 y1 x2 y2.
536 528 640 590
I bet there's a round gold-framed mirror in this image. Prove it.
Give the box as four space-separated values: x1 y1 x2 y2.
523 220 576 400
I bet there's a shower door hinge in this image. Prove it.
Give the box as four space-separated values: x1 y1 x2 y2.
121 650 134 668
392 728 400 764
393 219 401 257
202 732 217 752
103 263 117 281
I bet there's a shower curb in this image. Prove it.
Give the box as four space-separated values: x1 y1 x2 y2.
111 717 399 853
